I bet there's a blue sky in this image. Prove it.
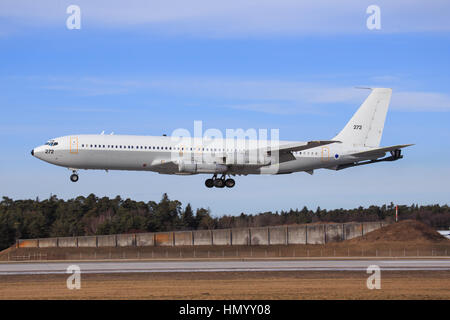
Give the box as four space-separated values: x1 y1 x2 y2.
1 0 450 215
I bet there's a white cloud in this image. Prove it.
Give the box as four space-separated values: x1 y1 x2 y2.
1 0 450 36
391 91 450 111
12 75 450 113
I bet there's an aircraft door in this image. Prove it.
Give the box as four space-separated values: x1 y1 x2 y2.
70 136 78 154
321 146 329 162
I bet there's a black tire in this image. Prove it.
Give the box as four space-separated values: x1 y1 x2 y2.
205 179 214 188
214 179 225 188
225 178 235 188
70 174 79 182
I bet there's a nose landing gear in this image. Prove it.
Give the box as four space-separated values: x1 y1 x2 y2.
205 174 235 188
70 170 79 182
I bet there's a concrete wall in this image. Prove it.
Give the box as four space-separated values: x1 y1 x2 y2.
231 228 250 245
154 232 173 246
97 235 116 247
137 233 154 247
287 225 307 244
38 238 58 248
77 236 97 247
325 224 344 243
117 234 135 247
193 230 212 246
269 226 287 245
212 229 231 245
344 223 363 240
18 239 39 248
250 227 269 245
174 231 193 246
363 221 382 235
16 221 390 249
58 237 77 248
306 224 325 244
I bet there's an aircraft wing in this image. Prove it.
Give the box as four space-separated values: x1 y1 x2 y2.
350 144 414 157
268 140 341 155
260 140 341 163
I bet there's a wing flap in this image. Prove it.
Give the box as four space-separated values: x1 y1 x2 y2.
270 140 341 154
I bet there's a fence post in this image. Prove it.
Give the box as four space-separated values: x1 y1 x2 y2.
286 226 289 245
305 225 308 245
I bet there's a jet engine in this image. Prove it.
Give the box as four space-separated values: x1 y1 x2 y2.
178 161 228 174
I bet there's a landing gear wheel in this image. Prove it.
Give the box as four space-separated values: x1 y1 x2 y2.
214 178 225 188
225 178 235 188
70 174 79 182
205 179 214 188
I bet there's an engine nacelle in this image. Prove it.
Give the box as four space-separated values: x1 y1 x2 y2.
178 161 228 174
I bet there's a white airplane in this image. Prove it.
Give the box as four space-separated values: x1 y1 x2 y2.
31 88 412 188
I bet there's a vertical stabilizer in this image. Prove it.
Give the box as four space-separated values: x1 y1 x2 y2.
333 88 392 147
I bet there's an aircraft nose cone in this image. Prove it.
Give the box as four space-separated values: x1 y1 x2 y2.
31 149 34 156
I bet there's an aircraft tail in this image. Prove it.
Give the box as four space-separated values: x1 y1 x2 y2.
333 88 392 147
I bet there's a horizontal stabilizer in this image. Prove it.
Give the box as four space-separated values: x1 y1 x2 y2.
350 144 414 157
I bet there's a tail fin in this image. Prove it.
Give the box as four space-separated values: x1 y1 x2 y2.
333 88 392 147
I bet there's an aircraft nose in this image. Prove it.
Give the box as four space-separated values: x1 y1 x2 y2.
31 149 34 156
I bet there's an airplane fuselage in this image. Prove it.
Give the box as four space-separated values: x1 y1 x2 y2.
31 88 412 187
32 134 379 175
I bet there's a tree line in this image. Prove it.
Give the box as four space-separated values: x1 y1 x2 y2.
0 193 449 250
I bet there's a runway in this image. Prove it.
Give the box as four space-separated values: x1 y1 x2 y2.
0 259 449 275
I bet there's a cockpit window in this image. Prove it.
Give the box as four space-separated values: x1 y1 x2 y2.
45 140 58 147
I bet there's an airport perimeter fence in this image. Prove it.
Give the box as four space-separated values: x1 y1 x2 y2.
16 221 389 249
5 244 450 261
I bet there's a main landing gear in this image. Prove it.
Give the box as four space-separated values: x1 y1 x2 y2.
205 174 235 188
70 170 79 182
